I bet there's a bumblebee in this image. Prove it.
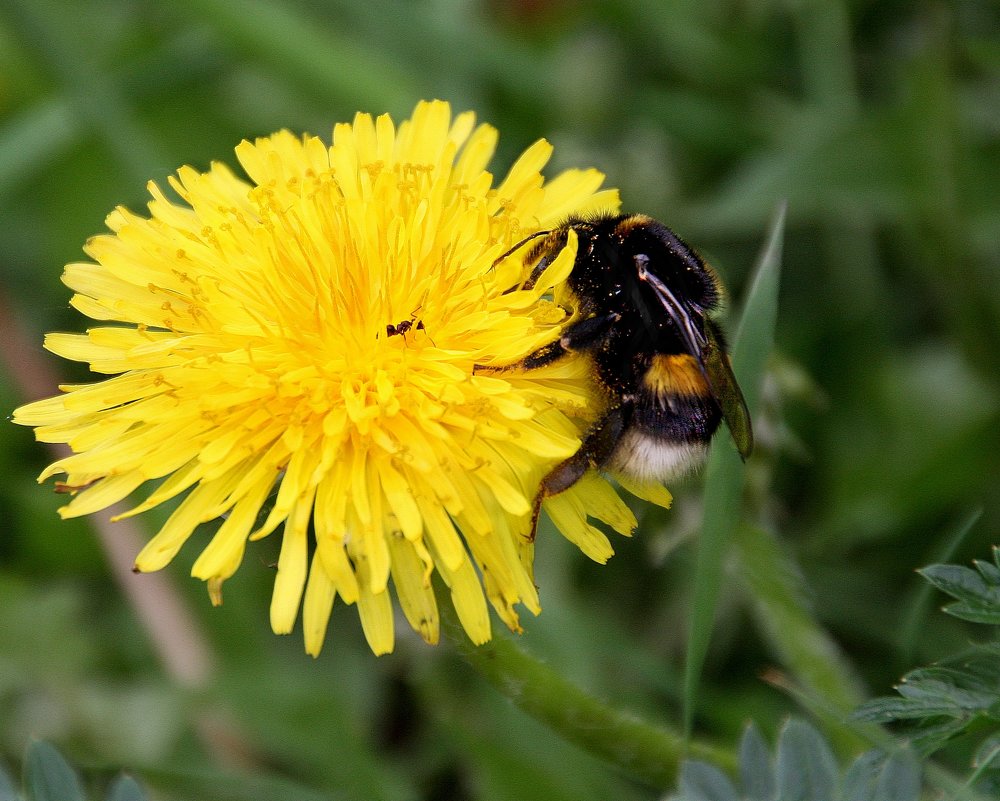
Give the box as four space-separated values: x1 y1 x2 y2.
476 213 752 534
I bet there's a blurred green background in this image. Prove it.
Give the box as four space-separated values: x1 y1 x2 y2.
1 0 998 799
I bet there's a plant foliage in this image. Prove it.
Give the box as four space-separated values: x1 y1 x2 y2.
666 720 920 801
855 550 1000 790
2 0 998 799
0 741 145 801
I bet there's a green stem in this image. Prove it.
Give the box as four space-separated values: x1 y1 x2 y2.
443 612 736 788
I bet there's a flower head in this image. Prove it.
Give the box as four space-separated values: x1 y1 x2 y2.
14 100 670 655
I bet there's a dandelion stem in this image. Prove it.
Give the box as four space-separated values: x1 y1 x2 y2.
442 607 736 788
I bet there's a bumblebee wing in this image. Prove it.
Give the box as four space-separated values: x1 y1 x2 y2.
702 322 753 460
634 258 707 356
636 258 753 459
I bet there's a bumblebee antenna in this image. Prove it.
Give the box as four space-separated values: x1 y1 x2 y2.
491 229 552 269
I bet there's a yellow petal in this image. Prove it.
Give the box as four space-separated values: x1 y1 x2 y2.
303 554 336 657
15 99 659 657
270 489 313 634
387 532 438 644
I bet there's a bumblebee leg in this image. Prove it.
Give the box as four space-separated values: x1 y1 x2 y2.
497 230 565 293
526 404 629 539
522 253 555 290
497 252 556 295
474 311 619 373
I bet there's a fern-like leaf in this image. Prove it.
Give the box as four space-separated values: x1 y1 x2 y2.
2 742 148 801
666 720 920 801
855 551 1000 761
919 547 1000 624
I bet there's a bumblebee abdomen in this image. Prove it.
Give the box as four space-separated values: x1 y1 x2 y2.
642 354 710 397
607 432 709 483
606 386 721 483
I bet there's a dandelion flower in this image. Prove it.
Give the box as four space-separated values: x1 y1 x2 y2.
13 100 671 655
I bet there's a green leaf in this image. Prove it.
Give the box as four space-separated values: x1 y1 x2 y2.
674 762 739 801
841 750 921 801
138 766 340 801
738 723 775 801
898 668 995 707
852 697 936 723
919 564 1000 624
775 719 837 801
841 751 885 801
899 510 982 664
0 764 18 801
855 665 999 754
106 775 146 801
974 558 1000 585
671 719 922 801
683 202 785 735
919 563 988 598
972 735 1000 771
858 549 1000 761
871 751 921 801
910 718 980 756
856 668 994 725
24 741 84 801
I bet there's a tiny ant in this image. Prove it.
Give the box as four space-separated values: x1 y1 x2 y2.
386 319 425 338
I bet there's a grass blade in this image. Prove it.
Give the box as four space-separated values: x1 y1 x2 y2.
682 203 786 736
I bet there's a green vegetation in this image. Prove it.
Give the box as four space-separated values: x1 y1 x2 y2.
1 1 998 798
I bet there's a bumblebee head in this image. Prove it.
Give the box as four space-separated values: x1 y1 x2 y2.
612 215 752 460
612 214 722 315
